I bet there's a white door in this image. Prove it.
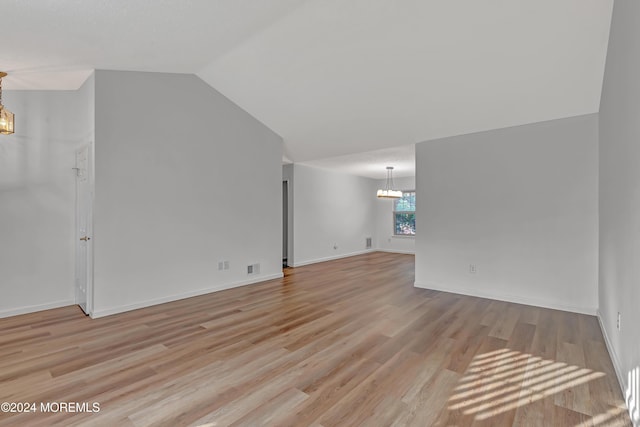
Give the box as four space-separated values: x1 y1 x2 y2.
75 144 94 315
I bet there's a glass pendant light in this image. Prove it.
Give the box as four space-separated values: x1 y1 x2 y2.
376 166 403 199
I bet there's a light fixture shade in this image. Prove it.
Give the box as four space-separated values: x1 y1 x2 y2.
376 166 403 199
0 106 14 135
376 189 403 199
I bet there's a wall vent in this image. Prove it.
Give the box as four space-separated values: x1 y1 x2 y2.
247 263 260 275
366 237 372 249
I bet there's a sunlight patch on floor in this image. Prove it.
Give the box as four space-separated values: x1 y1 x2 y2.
575 406 630 427
448 348 608 421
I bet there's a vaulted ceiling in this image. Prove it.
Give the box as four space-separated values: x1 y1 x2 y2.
3 0 613 178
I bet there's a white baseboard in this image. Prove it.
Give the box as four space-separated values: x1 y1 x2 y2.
376 248 415 255
414 281 597 315
0 299 75 319
596 310 634 425
291 249 374 267
91 273 284 318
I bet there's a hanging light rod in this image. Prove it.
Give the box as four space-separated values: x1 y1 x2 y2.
377 166 403 199
0 72 15 135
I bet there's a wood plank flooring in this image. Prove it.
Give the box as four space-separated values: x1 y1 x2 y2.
0 252 631 426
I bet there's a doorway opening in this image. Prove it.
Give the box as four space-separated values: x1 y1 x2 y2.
283 180 289 268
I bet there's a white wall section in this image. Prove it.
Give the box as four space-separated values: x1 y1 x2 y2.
92 71 283 317
415 114 599 314
598 1 640 424
290 164 376 266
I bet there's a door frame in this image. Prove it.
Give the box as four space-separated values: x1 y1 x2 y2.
282 178 294 268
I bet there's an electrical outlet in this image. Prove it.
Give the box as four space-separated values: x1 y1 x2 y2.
218 261 224 271
469 264 477 274
617 312 621 331
333 243 338 250
224 261 229 270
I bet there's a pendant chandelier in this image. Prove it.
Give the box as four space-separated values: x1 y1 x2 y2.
0 72 15 135
376 166 403 199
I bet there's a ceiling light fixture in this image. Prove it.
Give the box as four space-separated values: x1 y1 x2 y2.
0 72 15 135
377 166 403 199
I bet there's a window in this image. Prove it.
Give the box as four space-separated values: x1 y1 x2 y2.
394 191 415 235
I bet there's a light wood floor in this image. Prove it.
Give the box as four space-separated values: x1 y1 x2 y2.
0 252 631 426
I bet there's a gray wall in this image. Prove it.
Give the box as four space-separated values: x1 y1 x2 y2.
93 70 283 316
599 1 640 423
415 114 599 314
0 77 94 317
290 164 376 266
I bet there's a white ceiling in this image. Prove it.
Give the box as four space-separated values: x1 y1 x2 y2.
2 0 613 178
1 0 306 89
300 144 415 180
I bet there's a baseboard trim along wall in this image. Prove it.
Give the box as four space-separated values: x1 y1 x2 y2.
291 249 375 267
92 273 284 318
376 249 415 255
414 281 597 316
596 310 632 424
0 299 76 319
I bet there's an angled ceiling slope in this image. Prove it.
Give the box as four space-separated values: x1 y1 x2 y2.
1 0 307 89
198 0 613 162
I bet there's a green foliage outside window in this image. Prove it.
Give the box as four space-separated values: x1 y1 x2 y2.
394 191 416 235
